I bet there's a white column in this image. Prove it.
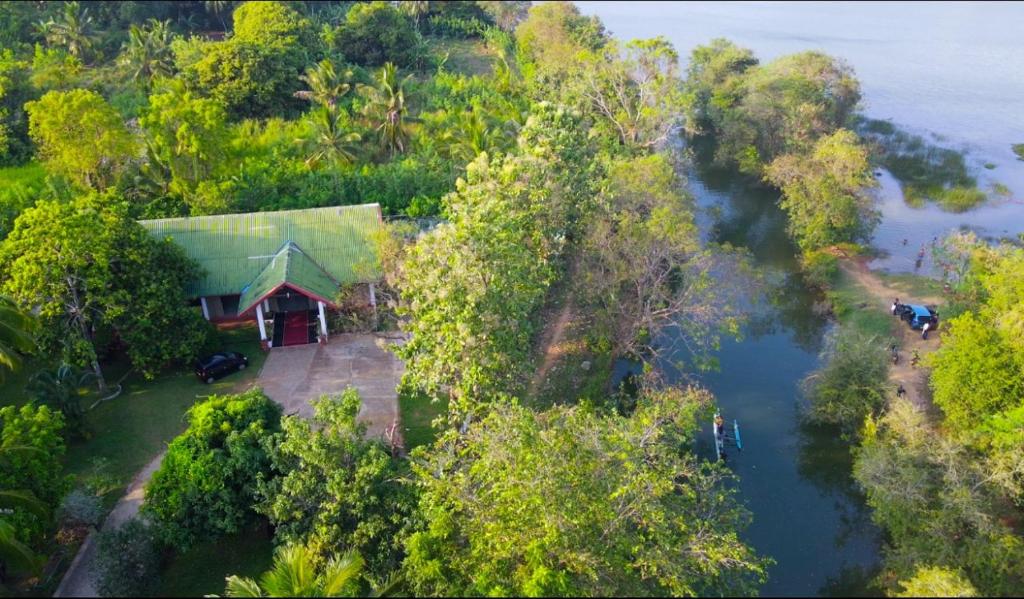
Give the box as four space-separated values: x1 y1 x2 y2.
200 297 210 320
317 301 328 337
263 299 270 312
256 303 268 341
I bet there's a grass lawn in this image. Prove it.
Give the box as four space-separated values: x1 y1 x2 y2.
0 324 268 505
156 520 275 597
398 388 446 450
826 268 899 340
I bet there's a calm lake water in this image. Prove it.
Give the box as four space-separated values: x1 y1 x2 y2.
581 2 1024 595
580 0 1024 269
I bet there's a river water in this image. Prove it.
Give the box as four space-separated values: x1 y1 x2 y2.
580 1 1024 595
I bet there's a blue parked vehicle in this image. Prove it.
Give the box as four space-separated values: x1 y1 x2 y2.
898 304 939 330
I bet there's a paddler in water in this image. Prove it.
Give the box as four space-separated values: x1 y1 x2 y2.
714 414 725 438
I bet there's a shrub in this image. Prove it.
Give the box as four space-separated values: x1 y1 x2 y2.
58 488 103 528
142 389 281 549
0 404 69 544
94 518 161 597
334 2 421 68
801 249 838 288
936 186 986 213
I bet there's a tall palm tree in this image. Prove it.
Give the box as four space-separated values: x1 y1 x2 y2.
302 108 362 170
0 296 35 383
224 545 364 597
119 19 175 86
294 59 354 111
399 0 430 31
359 63 419 159
35 1 97 61
203 0 235 32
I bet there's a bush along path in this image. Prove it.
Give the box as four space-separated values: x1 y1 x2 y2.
53 452 166 597
838 258 944 416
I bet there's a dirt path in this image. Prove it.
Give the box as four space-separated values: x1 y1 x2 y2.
528 298 575 398
839 259 943 415
54 452 166 597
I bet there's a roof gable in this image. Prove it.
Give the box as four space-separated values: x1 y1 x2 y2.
140 204 382 298
238 241 340 314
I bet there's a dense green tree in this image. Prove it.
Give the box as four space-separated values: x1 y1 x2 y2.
25 89 136 190
515 1 606 90
929 311 1024 435
0 295 34 382
140 83 232 198
765 129 878 251
225 544 364 598
143 389 281 550
256 390 413 581
180 1 318 119
0 196 209 386
681 38 758 137
403 386 768 596
0 404 68 547
334 2 421 68
854 398 1024 596
581 153 745 365
572 37 684 150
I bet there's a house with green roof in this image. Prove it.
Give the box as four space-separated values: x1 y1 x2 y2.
141 204 384 348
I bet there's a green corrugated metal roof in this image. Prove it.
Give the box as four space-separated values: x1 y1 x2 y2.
140 204 383 298
238 241 340 314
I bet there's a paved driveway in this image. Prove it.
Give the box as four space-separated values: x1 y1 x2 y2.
258 334 404 441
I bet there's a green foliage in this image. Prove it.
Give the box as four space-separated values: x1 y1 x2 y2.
397 106 593 419
140 83 232 202
180 2 318 119
929 311 1024 434
94 518 162 597
581 153 745 366
27 364 94 437
800 248 839 288
334 1 421 68
0 195 210 381
893 566 978 597
142 389 281 550
35 1 99 63
359 62 417 159
935 186 986 212
686 44 860 174
765 129 879 251
0 294 35 381
681 38 758 137
0 50 37 165
801 329 889 433
118 18 175 86
515 1 606 89
256 390 414 581
25 88 136 189
854 398 1024 595
224 544 364 598
403 386 768 596
0 404 69 545
1013 143 1024 161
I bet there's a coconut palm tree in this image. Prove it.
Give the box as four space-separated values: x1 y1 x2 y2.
204 0 235 31
399 0 430 31
119 19 175 86
35 1 97 61
224 545 364 597
0 296 35 383
302 108 362 170
294 59 354 111
359 63 419 159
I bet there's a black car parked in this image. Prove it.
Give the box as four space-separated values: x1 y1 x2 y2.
195 351 248 384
